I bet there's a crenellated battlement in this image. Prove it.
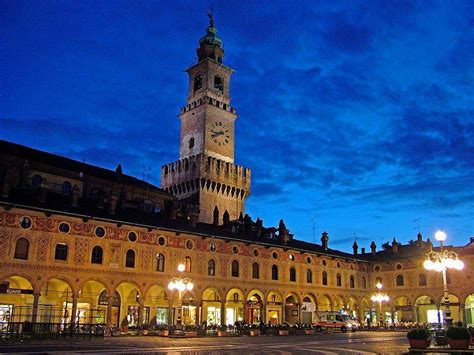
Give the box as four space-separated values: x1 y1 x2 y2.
180 95 237 115
161 153 251 193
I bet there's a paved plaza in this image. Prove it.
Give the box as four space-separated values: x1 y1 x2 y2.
0 331 410 354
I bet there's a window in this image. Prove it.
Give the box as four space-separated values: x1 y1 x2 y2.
271 265 278 280
252 262 259 279
272 251 278 259
289 254 295 261
194 74 203 92
232 246 239 254
231 260 239 277
322 271 328 285
362 276 367 289
54 243 68 261
14 238 29 260
419 274 427 286
156 253 165 272
396 275 404 286
350 275 355 288
186 240 194 250
125 249 135 268
336 262 341 268
214 75 223 92
185 256 191 272
306 269 313 283
189 137 195 149
157 236 166 246
209 242 216 252
19 216 32 229
95 226 106 238
336 273 342 287
58 222 70 234
208 259 215 276
62 181 71 194
91 246 103 264
32 174 42 187
253 249 259 257
128 231 137 242
306 256 312 264
289 267 296 282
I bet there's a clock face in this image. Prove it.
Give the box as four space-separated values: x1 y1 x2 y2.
208 121 230 146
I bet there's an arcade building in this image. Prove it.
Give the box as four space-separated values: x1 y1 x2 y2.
0 16 473 331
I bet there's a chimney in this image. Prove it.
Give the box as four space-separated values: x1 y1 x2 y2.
213 206 219 226
392 238 398 254
321 231 329 250
222 210 230 225
361 247 366 254
417 232 423 244
353 241 358 255
279 219 290 245
370 241 377 255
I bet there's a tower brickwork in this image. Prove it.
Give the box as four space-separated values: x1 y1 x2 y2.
161 15 251 224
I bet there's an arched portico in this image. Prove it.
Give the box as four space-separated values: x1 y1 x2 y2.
0 275 35 323
116 281 142 328
317 294 332 311
465 294 474 326
393 296 414 324
415 295 439 324
302 294 317 324
38 278 73 324
247 289 264 324
284 293 299 324
202 288 222 326
266 291 282 325
144 285 169 326
225 288 244 326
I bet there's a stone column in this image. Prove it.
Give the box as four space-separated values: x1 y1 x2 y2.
31 292 41 323
243 301 249 323
390 307 395 325
281 300 286 323
220 301 226 326
138 299 144 326
168 298 173 326
261 301 266 324
70 293 78 326
459 303 466 325
106 295 114 327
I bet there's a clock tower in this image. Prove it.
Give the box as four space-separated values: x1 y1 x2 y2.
161 15 251 224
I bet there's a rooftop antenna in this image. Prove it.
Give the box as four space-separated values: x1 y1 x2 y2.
352 232 357 243
413 218 421 233
311 218 316 244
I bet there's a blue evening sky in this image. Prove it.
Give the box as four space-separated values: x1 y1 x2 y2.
1 1 473 252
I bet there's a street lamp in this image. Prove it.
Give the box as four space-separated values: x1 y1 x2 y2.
423 230 464 326
168 263 193 336
371 282 389 327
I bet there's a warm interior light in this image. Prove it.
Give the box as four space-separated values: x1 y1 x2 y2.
376 282 383 290
435 230 447 242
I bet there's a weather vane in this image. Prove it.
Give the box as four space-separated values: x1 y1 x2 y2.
208 5 215 27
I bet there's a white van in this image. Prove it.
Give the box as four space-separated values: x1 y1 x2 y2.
313 311 359 332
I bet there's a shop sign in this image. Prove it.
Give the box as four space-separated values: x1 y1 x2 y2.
0 287 34 295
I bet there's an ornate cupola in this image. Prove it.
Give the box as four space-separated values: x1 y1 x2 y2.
197 13 224 63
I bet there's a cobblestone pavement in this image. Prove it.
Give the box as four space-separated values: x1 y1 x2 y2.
0 331 409 354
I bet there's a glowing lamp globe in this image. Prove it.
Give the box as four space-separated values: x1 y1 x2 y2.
423 260 434 270
177 263 185 272
435 230 447 242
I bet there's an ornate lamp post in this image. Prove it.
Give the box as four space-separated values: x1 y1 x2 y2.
371 282 389 327
423 231 464 326
168 263 194 336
